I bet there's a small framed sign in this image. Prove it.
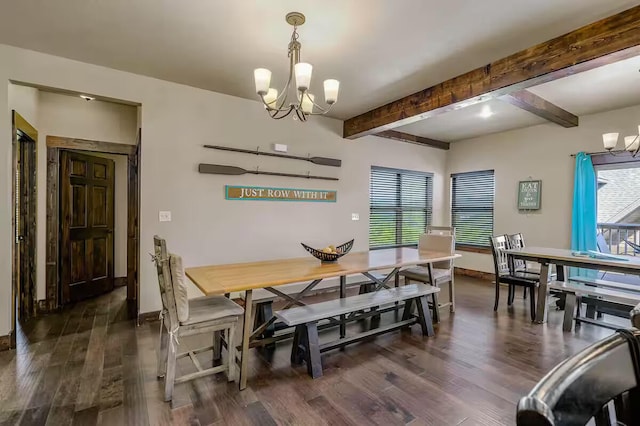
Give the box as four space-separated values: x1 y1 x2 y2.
518 180 541 210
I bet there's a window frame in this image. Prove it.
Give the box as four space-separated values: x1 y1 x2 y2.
450 169 495 251
369 166 434 250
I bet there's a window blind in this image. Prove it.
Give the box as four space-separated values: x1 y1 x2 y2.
451 170 495 248
370 166 433 249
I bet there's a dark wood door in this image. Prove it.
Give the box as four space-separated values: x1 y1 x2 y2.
60 151 115 303
16 132 37 322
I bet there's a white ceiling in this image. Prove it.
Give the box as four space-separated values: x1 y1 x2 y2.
529 55 640 116
395 99 547 142
0 0 638 122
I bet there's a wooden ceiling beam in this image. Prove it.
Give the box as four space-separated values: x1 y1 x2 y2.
375 130 449 150
499 90 579 128
344 5 640 139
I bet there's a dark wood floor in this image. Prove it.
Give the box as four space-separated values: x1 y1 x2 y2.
0 276 621 426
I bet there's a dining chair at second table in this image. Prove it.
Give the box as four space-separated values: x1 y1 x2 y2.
152 236 244 401
399 232 456 321
489 235 539 321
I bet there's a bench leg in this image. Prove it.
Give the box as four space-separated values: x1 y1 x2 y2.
416 296 435 337
254 301 276 351
431 292 440 323
449 275 455 313
402 298 415 323
304 323 323 379
563 293 576 332
291 325 305 365
340 276 347 340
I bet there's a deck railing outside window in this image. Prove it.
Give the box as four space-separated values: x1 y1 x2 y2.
597 222 640 255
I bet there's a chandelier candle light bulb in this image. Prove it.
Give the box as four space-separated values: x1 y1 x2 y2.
324 79 339 104
254 68 271 95
295 63 313 91
253 12 340 121
301 93 315 114
602 133 619 150
625 135 640 152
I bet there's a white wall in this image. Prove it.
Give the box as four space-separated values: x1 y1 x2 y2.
447 104 640 272
35 92 137 298
0 44 448 336
8 84 38 126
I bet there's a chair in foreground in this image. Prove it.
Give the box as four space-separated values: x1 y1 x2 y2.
399 232 456 321
152 236 244 401
517 329 640 425
490 235 539 321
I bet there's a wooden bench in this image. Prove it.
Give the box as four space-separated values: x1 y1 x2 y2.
549 280 640 331
274 283 439 378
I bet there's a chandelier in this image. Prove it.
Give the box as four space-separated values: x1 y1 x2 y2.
602 128 640 156
253 12 340 121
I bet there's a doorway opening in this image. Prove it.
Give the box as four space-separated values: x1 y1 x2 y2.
46 135 140 319
11 111 38 348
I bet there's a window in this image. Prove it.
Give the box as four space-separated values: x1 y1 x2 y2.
369 166 433 249
451 170 495 248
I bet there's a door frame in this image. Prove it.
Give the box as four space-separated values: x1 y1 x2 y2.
46 135 140 320
11 111 38 349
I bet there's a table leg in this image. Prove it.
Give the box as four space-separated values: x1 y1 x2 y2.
556 265 566 281
563 293 576 332
339 275 346 339
239 289 253 390
535 262 550 324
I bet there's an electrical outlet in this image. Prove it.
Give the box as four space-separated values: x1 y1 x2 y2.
351 213 360 221
159 211 172 222
273 143 288 152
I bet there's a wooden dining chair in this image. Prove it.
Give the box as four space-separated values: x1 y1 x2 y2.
506 233 544 299
152 236 244 401
490 235 539 321
400 233 456 320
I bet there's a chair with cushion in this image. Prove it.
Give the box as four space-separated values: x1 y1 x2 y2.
490 235 539 321
152 236 243 401
399 232 456 321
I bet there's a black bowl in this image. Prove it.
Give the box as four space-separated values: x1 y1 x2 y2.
301 239 354 263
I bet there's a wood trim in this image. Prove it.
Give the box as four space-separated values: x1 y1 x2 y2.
454 267 494 281
375 130 449 150
13 111 38 141
0 334 11 352
456 244 491 254
499 90 578 128
46 135 136 156
343 5 640 138
590 151 640 166
45 134 140 321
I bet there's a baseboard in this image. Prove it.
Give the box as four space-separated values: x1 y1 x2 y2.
454 267 494 281
0 334 11 351
138 310 161 324
114 277 127 288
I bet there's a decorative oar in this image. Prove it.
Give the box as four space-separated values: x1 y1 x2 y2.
198 163 339 181
203 145 341 167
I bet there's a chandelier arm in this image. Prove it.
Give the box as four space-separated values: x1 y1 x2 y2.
260 94 295 115
294 108 307 122
270 106 295 120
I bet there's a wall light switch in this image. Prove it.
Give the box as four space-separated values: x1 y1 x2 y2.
352 213 360 221
159 211 172 222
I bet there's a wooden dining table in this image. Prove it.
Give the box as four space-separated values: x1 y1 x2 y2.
505 246 640 323
185 247 460 389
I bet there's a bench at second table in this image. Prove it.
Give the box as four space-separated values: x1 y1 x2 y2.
549 280 640 331
275 283 439 378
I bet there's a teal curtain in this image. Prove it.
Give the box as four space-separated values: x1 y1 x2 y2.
570 152 598 278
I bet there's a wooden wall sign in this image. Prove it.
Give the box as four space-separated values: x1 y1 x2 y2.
518 180 542 210
225 185 337 202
